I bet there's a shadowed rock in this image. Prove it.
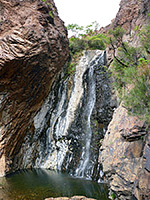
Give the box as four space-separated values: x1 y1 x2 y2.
0 0 69 176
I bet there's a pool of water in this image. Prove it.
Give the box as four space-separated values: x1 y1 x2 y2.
0 169 109 200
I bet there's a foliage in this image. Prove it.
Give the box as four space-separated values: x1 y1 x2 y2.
87 34 109 50
111 192 116 200
69 34 108 56
67 24 84 38
138 24 150 54
65 52 84 78
69 37 88 55
66 22 109 56
110 25 150 123
66 21 100 38
68 33 109 56
108 26 126 45
66 22 109 80
41 0 54 18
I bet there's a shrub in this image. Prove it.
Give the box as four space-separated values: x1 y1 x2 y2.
110 25 150 123
87 34 108 50
69 37 88 55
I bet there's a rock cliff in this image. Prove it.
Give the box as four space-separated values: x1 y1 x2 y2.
100 106 148 199
0 0 150 199
0 0 69 176
100 0 150 200
100 0 150 65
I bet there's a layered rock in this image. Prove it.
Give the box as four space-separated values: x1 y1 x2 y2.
114 0 150 32
100 0 150 34
99 0 150 199
0 0 69 176
100 105 148 199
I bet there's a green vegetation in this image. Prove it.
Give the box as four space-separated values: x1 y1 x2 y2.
65 51 84 78
67 22 109 56
66 19 150 124
110 24 150 123
68 34 109 56
41 0 54 18
111 192 116 200
67 21 100 38
66 22 109 77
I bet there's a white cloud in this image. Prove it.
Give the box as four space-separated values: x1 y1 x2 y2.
54 0 120 27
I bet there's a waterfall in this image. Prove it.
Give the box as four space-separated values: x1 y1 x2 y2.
14 50 114 181
75 64 95 177
75 52 106 178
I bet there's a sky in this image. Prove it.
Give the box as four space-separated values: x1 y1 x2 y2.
54 0 121 28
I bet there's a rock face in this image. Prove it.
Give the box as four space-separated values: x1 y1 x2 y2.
100 105 148 199
114 0 150 32
99 0 150 199
0 0 69 176
12 50 116 180
100 0 150 65
113 0 150 47
100 0 150 34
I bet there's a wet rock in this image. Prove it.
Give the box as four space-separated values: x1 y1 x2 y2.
143 145 150 172
0 0 69 176
13 50 111 180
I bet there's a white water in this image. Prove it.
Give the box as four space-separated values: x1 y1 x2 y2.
75 64 95 177
75 52 105 178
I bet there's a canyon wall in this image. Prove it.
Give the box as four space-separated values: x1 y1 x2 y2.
0 0 69 176
0 0 150 200
100 0 150 200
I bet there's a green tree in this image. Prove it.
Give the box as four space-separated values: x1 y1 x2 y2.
110 25 150 123
67 22 109 56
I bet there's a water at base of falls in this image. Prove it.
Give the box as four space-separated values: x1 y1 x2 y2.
0 169 109 200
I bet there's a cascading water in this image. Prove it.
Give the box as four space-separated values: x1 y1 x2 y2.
75 64 95 177
75 53 106 178
14 50 115 181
